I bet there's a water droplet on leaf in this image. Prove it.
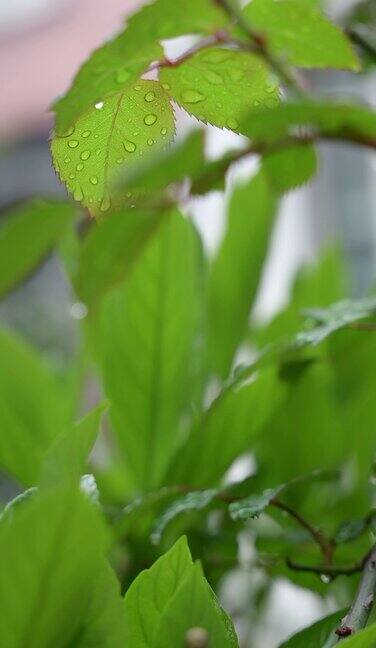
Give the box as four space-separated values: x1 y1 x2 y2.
80 150 91 160
76 163 84 171
181 90 205 104
90 176 98 185
147 138 155 146
61 126 75 138
144 91 156 102
68 140 79 148
204 70 223 85
226 118 239 130
100 195 111 212
95 101 104 110
124 140 136 153
82 130 91 138
144 113 157 125
161 127 167 135
74 186 83 201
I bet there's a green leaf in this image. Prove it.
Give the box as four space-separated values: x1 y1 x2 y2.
39 403 107 488
116 130 205 196
340 623 376 647
167 366 282 487
229 470 336 521
208 170 277 377
160 48 279 132
241 101 376 144
96 210 203 490
52 33 162 136
151 489 219 544
305 297 376 329
51 80 175 216
0 488 109 648
0 328 68 485
0 487 38 523
153 562 239 648
77 561 127 648
125 0 229 42
75 208 163 308
262 143 317 193
123 536 194 647
333 518 370 545
243 0 359 70
0 200 75 299
278 609 346 647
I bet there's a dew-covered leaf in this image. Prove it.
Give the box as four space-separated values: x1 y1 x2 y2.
240 101 376 144
125 0 229 42
0 200 75 299
262 143 317 193
52 33 162 136
160 48 279 131
76 208 163 308
229 487 282 521
51 80 175 216
151 489 219 544
116 130 205 197
243 0 360 70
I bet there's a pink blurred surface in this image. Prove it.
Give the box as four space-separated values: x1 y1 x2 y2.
0 0 142 140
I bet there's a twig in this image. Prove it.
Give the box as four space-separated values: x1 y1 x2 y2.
336 544 376 640
213 0 307 97
286 557 364 578
272 498 334 565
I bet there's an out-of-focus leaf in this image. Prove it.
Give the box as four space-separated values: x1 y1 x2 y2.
241 102 376 144
333 519 368 545
305 297 376 329
125 0 229 42
0 328 69 485
40 403 107 488
151 489 219 544
0 488 110 648
75 208 163 308
0 200 75 299
208 170 277 378
161 48 279 131
0 488 38 523
96 210 204 490
345 0 376 70
262 144 317 193
51 80 175 216
229 470 337 521
278 609 346 647
166 367 282 487
243 0 359 70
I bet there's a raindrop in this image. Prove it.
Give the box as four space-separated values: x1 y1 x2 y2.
147 138 155 146
80 150 91 160
185 627 209 648
144 91 156 102
115 67 131 84
204 70 223 85
320 574 331 584
69 173 76 179
64 157 70 163
181 90 205 104
134 85 142 91
126 191 132 198
100 195 111 212
124 140 136 153
161 127 167 135
82 130 91 138
76 163 84 171
226 118 239 130
68 140 79 148
95 101 104 110
61 125 75 138
116 157 123 164
144 114 157 126
74 186 84 201
90 176 98 185
69 302 88 320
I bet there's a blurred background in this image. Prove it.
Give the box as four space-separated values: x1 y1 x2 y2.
0 1 375 645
